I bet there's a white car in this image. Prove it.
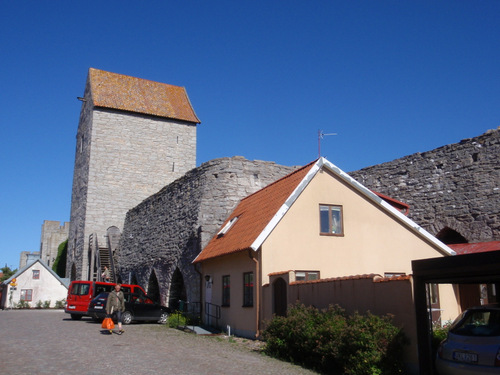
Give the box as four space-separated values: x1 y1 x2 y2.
436 304 500 375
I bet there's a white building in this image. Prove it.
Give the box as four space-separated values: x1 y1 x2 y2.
1 259 69 309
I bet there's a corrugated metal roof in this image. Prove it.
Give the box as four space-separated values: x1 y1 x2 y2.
88 68 200 123
448 241 500 255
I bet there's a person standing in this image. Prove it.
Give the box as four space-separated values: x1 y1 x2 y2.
106 283 125 334
102 266 111 282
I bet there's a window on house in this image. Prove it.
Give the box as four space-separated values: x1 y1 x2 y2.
222 275 230 306
429 283 439 305
21 289 33 301
319 205 343 235
243 272 253 307
218 216 239 237
295 271 320 282
32 270 40 279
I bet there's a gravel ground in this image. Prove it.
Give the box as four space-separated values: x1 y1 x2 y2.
0 309 317 375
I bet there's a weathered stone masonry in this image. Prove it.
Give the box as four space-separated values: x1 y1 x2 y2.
118 157 298 306
350 128 500 242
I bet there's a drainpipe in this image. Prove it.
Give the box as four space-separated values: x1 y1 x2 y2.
194 263 203 320
249 249 260 338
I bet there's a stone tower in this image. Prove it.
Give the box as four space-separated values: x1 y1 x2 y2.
67 68 200 281
39 220 70 267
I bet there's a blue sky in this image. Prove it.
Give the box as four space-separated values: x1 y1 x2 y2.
1 1 498 270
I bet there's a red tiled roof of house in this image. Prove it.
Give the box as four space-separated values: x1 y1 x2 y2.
373 275 412 283
88 68 200 123
194 157 454 264
448 241 500 255
193 160 317 263
268 270 292 277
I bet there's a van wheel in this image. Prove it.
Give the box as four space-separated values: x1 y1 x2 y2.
70 314 82 320
122 311 133 325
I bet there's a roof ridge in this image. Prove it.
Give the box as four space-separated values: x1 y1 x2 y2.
89 67 185 90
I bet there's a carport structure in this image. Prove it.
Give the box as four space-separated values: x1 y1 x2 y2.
412 250 500 375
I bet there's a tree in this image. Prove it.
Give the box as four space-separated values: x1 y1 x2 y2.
52 239 68 277
0 265 17 283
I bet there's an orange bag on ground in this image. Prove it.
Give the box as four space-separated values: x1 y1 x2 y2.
102 317 115 330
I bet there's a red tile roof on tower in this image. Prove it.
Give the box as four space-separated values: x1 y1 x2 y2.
193 160 317 263
88 68 200 123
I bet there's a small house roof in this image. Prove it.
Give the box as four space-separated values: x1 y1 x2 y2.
88 68 200 123
194 157 454 263
2 259 69 288
194 160 317 263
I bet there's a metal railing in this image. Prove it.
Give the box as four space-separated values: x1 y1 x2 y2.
174 300 201 330
205 302 221 329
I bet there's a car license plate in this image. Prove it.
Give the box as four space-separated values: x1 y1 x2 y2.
95 306 103 309
68 306 76 309
453 351 478 363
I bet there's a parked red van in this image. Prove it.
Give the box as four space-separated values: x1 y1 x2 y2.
65 281 146 320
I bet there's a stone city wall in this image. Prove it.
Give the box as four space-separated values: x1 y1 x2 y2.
350 128 500 242
118 157 298 306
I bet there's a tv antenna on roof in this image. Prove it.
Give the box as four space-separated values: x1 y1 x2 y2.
318 130 337 158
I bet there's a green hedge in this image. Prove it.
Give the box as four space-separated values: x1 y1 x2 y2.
263 303 408 375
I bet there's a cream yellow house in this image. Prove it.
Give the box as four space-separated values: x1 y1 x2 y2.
193 157 458 344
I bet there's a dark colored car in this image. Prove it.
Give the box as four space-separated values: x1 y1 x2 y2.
436 304 500 374
88 292 170 324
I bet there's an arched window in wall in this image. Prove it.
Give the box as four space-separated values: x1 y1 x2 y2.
436 227 468 244
169 268 187 311
148 270 160 304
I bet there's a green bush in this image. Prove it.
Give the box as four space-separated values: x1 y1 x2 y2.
168 312 188 328
54 299 66 309
16 300 31 309
167 311 200 328
35 300 52 309
263 303 408 375
431 320 451 359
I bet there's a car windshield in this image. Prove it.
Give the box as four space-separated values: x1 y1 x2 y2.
450 309 500 337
